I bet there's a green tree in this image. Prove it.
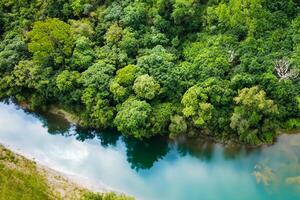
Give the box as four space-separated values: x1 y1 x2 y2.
13 60 50 91
70 36 95 71
94 45 127 66
149 103 176 135
56 69 82 105
119 28 138 57
80 60 116 128
169 115 187 138
70 19 94 38
230 86 278 145
56 70 80 92
121 1 148 29
181 78 233 130
133 74 160 100
81 60 115 98
140 27 169 48
89 98 115 129
114 98 152 139
114 65 137 86
109 82 128 103
182 34 235 83
105 23 123 46
182 85 214 128
81 87 115 129
206 0 269 38
0 32 27 73
109 65 137 102
70 0 94 16
171 0 202 32
137 45 177 98
28 18 74 66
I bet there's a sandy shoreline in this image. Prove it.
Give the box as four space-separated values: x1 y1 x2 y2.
0 142 116 195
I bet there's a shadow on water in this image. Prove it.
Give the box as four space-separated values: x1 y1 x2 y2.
2 101 300 199
95 129 121 147
173 136 258 161
76 128 170 171
25 107 120 147
124 136 170 171
15 102 265 171
16 103 72 136
74 127 96 142
26 108 170 171
38 111 121 147
174 137 215 161
222 144 260 160
38 111 71 135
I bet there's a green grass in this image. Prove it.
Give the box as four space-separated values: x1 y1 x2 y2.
0 164 53 200
80 192 135 200
0 146 134 200
0 147 55 200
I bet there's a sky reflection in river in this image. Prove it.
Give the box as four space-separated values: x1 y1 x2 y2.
0 102 299 200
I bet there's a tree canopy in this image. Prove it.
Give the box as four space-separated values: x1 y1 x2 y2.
1 0 299 144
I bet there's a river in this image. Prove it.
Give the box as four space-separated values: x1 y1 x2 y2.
0 102 299 200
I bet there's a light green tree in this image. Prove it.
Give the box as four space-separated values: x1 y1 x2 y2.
70 19 94 38
181 85 213 128
230 86 278 144
133 74 160 100
169 115 188 138
109 65 137 102
114 98 152 139
28 18 73 66
149 103 175 135
105 23 123 46
56 70 80 92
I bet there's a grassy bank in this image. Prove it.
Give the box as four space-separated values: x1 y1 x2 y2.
0 145 134 200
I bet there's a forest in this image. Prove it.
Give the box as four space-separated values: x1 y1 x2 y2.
0 0 299 145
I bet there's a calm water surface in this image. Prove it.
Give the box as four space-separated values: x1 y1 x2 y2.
0 102 299 200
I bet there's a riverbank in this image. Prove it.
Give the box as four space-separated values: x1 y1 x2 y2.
18 100 82 125
1 100 300 200
16 100 300 147
0 144 134 200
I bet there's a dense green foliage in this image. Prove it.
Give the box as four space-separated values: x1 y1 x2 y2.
1 0 300 144
230 86 278 144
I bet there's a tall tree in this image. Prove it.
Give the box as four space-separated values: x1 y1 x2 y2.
230 86 278 144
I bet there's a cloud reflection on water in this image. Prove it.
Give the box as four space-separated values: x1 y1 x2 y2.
0 102 299 200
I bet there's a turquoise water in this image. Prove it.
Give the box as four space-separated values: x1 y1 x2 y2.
0 102 299 200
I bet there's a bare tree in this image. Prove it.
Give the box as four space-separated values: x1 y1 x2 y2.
228 49 237 66
274 59 299 81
